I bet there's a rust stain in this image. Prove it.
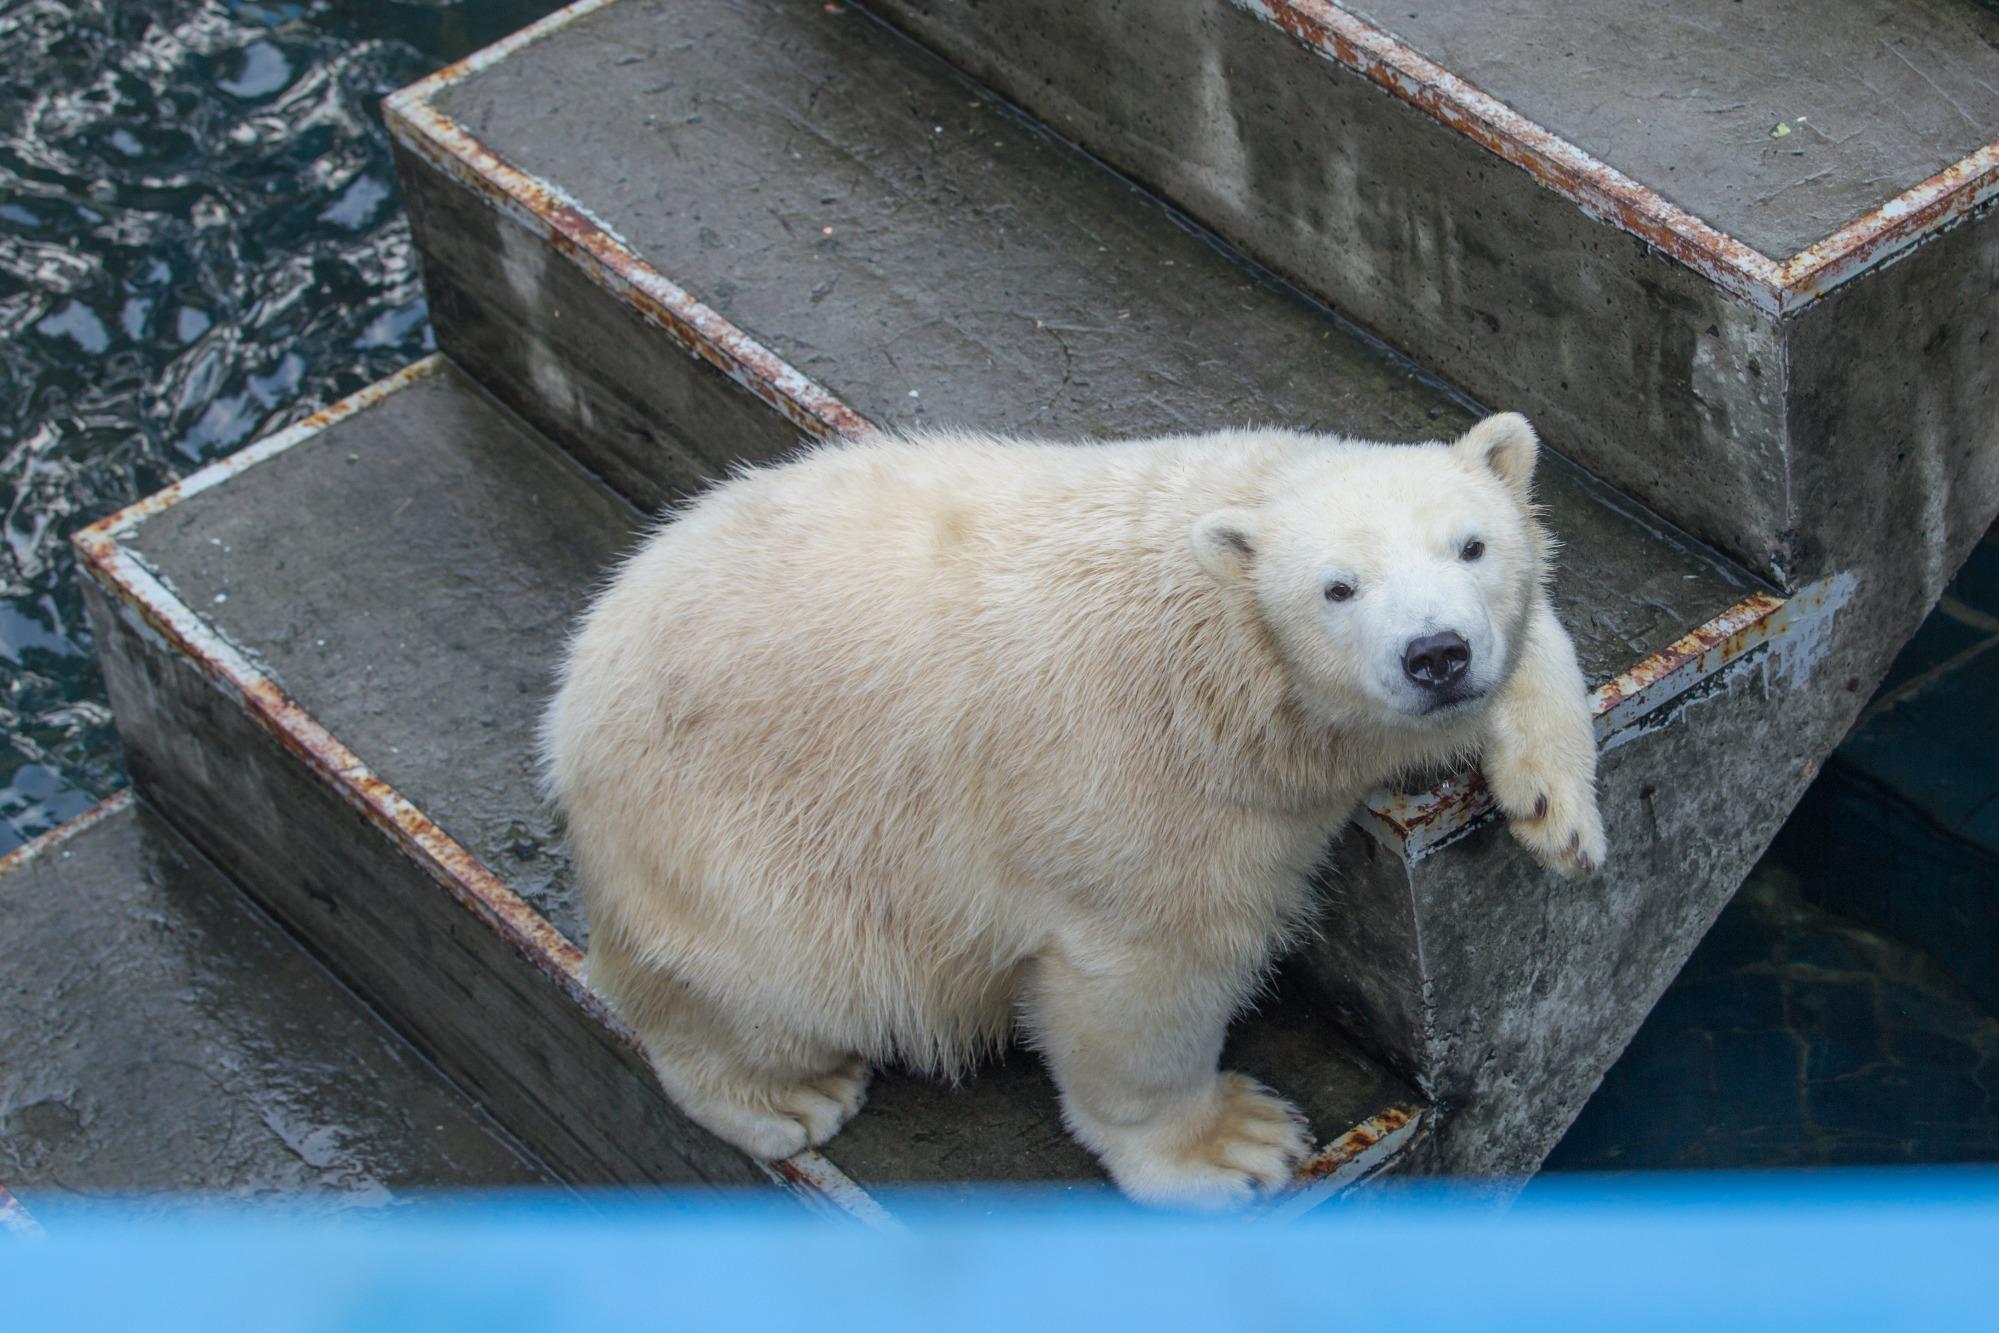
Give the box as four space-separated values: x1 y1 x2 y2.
1293 1105 1416 1184
1235 0 1999 313
1364 591 1791 853
0 789 134 880
1590 591 1786 724
1781 141 1999 307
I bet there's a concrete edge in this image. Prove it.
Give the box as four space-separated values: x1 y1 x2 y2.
1359 575 1855 859
381 18 1781 867
75 358 449 547
0 1185 44 1238
68 371 886 1228
381 4 869 448
0 789 134 880
1258 1104 1425 1222
1232 0 1999 315
1780 135 1999 303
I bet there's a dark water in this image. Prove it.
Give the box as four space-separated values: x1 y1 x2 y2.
0 0 567 852
1545 536 1999 1174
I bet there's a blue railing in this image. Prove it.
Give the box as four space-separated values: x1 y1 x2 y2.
5 1171 1994 1330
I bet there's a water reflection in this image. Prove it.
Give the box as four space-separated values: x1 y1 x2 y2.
0 0 566 849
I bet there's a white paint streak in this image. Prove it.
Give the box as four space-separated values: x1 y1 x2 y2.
0 1184 43 1238
1763 570 1857 692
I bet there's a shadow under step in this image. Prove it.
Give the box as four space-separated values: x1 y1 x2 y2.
0 792 554 1226
76 358 1423 1218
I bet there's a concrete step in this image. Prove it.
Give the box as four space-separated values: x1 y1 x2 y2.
849 0 1999 608
381 0 1780 740
75 357 1424 1217
0 792 553 1224
375 0 1875 1174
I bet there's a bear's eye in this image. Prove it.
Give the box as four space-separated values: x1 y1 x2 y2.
1460 540 1485 562
1324 581 1354 603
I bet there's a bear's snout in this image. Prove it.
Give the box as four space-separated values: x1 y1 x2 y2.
1402 630 1472 690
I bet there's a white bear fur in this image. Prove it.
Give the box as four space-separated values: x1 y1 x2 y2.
543 413 1605 1208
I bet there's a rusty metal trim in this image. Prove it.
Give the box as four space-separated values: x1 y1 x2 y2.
1360 576 1851 859
1234 0 1999 314
0 789 134 881
1589 591 1791 736
381 0 871 446
76 359 445 548
72 369 889 1228
764 1154 909 1230
1780 138 1999 305
0 1185 43 1238
1262 1104 1423 1221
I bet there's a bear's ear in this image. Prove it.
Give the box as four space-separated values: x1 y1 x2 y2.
1191 508 1261 584
1456 412 1538 506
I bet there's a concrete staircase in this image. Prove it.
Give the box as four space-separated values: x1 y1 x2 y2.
0 793 552 1226
55 0 1999 1214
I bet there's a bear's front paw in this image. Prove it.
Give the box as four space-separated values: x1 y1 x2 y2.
1487 755 1606 879
1102 1073 1311 1211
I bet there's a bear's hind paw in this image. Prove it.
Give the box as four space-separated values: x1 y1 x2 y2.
664 1056 873 1160
1106 1073 1311 1211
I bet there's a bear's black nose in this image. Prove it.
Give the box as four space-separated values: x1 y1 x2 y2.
1403 631 1471 690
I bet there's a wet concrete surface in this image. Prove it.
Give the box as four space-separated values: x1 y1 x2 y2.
128 368 637 943
436 0 1459 446
0 796 553 1218
1343 0 1999 258
853 0 1999 594
422 0 1754 683
830 957 1411 1192
854 0 1802 582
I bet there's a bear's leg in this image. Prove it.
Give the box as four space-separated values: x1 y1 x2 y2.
1483 593 1607 878
591 934 870 1160
1022 944 1309 1208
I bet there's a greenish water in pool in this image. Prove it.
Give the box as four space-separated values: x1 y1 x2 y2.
3 0 1994 1175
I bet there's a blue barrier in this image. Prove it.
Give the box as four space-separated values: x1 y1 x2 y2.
4 1170 1994 1330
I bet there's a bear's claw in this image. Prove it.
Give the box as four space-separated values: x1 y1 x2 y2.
1488 761 1607 879
1502 789 1607 879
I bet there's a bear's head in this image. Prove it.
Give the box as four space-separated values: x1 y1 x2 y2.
1191 413 1545 731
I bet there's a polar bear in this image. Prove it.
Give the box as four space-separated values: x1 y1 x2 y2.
543 413 1604 1207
